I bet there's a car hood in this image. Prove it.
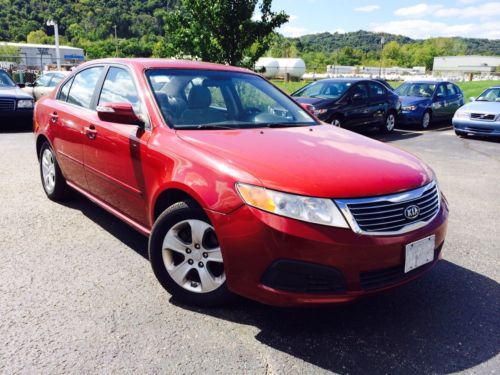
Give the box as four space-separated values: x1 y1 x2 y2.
177 125 433 198
459 101 500 114
0 86 32 99
293 96 337 108
399 96 431 106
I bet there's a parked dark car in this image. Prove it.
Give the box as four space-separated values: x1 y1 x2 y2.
291 78 401 133
0 69 34 125
395 80 464 129
453 85 500 138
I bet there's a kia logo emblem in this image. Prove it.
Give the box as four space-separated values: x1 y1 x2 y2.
404 205 420 220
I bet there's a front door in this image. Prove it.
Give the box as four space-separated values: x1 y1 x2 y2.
83 66 151 225
345 83 371 127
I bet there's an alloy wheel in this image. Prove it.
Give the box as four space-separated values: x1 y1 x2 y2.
422 112 431 129
41 149 56 194
386 113 395 132
162 219 225 293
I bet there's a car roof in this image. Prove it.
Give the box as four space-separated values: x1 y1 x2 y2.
313 78 364 83
402 80 451 85
78 58 254 75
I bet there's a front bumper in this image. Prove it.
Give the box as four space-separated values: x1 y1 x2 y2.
1 109 33 123
453 118 500 137
398 109 425 125
208 198 449 306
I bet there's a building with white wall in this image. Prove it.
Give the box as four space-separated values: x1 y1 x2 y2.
433 56 500 78
0 42 84 69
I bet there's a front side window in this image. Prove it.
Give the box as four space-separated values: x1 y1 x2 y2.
147 69 317 129
98 67 140 112
352 83 369 99
395 83 436 98
0 70 16 87
67 67 104 109
446 83 457 96
368 82 386 97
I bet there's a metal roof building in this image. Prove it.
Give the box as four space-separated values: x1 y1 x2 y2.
433 55 500 78
0 42 84 69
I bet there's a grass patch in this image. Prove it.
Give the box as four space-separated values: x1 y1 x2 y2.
273 79 499 99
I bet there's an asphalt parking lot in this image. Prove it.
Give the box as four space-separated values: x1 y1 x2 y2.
1 123 499 374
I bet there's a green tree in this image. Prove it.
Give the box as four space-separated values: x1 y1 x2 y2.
0 45 21 63
162 0 288 65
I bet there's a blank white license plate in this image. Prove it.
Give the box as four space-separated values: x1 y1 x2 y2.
404 235 435 273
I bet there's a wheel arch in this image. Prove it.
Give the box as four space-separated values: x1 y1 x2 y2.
151 186 205 224
36 134 51 159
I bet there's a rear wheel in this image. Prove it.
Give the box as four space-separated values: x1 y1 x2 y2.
380 112 396 133
421 111 431 129
39 142 69 201
149 200 233 307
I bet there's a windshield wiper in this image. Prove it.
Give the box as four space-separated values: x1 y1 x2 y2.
175 123 238 130
263 123 314 128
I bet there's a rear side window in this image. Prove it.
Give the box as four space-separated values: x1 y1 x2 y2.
98 67 140 112
67 67 104 109
57 77 74 102
446 83 457 96
368 82 386 97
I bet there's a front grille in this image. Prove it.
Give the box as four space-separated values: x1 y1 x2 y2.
0 99 15 111
336 181 440 235
360 244 442 290
470 113 496 121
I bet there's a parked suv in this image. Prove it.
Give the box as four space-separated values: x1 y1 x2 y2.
34 59 448 307
291 78 401 133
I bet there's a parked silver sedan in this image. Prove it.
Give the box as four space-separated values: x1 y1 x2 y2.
453 86 500 138
23 71 68 101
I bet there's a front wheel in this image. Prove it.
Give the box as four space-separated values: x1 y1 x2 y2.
330 115 342 127
380 112 396 133
149 200 234 307
421 111 431 129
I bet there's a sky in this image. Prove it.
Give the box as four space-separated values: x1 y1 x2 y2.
268 0 500 40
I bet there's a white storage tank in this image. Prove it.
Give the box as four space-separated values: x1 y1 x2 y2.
255 57 279 78
277 58 306 79
255 57 306 79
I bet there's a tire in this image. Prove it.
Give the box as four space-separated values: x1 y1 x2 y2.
380 111 396 133
149 200 234 307
421 111 432 130
39 142 69 201
330 115 342 127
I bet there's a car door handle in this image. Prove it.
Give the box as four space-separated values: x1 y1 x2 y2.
84 125 97 140
50 112 58 123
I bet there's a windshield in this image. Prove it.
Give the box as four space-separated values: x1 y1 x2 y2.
0 70 16 88
146 69 317 129
293 81 351 99
477 87 500 102
395 83 436 98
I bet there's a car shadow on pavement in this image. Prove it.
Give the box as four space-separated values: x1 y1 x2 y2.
61 191 499 374
0 119 33 133
176 261 499 374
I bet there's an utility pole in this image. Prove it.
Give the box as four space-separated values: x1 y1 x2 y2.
113 25 118 57
46 20 61 70
379 36 386 78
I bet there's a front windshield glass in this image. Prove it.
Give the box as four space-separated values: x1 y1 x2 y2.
293 81 351 99
477 87 500 102
0 70 16 88
395 82 436 98
146 69 317 129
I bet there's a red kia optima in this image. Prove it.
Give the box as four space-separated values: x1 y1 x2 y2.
34 59 448 307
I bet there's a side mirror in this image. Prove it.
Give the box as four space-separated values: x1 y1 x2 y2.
469 97 476 102
96 102 144 126
299 103 315 115
17 83 25 88
352 93 363 101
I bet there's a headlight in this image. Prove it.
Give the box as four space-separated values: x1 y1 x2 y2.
454 111 469 119
235 183 349 228
17 99 33 109
402 105 417 111
313 108 328 116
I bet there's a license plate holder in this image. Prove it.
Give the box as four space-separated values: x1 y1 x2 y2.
404 235 435 273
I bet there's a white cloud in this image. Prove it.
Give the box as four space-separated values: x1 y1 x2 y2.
394 3 444 17
333 28 346 34
353 5 380 12
280 25 309 37
371 19 500 39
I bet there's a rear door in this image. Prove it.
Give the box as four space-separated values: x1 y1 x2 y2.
344 83 371 127
367 81 388 125
432 83 449 119
83 65 151 225
49 66 105 189
445 83 462 118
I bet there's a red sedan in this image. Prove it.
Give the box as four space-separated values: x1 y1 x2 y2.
34 59 449 307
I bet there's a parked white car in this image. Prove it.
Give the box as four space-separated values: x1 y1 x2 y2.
23 71 69 101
